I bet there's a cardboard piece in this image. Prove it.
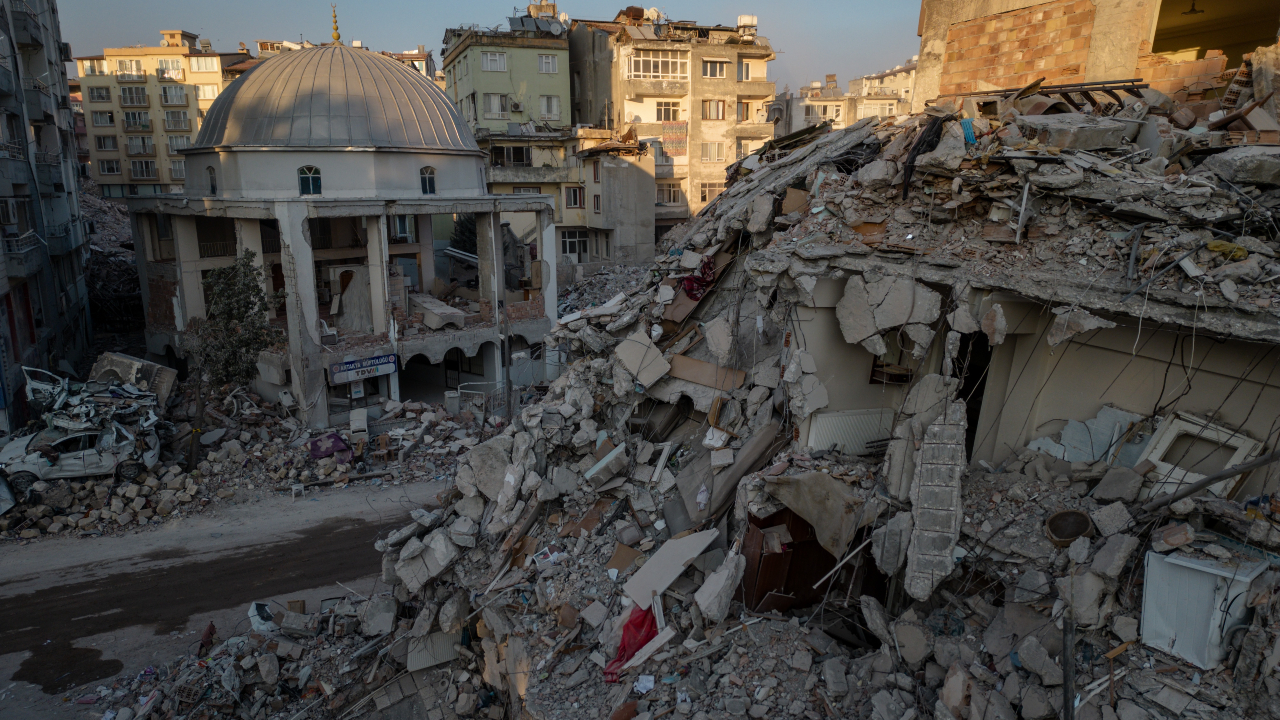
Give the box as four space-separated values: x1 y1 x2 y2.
623 529 719 610
616 331 671 388
606 543 644 572
667 355 746 391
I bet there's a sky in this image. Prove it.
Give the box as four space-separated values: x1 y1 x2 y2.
59 0 922 92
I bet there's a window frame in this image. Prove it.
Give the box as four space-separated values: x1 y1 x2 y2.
701 99 725 120
593 194 601 214
207 166 217 195
91 110 114 127
700 182 725 203
160 85 187 105
538 54 558 74
539 94 560 121
560 229 589 263
481 52 507 72
656 182 683 205
564 186 584 209
420 166 436 195
196 84 220 100
189 56 220 73
593 160 600 183
298 166 321 196
167 135 191 153
129 159 157 179
94 135 118 151
98 159 121 175
702 60 727 78
655 101 680 122
483 93 509 119
737 101 752 123
169 159 186 179
87 86 110 102
700 141 725 162
627 50 688 80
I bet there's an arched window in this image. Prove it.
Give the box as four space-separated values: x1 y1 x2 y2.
298 166 321 196
420 166 436 195
206 166 217 195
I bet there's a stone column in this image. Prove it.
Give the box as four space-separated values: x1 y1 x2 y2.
367 214 389 335
274 201 328 428
234 218 273 318
171 215 203 318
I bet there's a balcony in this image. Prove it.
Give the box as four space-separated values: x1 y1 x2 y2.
157 68 185 82
861 87 902 97
123 120 152 133
45 222 75 255
160 94 189 107
13 6 41 49
5 232 42 277
119 93 149 108
126 144 156 157
24 79 54 119
128 167 158 182
169 167 186 181
623 78 689 99
116 73 146 83
164 119 190 131
0 65 14 97
1 141 25 160
487 165 573 184
34 150 58 164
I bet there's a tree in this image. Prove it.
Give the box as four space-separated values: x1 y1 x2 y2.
450 213 477 255
183 251 281 387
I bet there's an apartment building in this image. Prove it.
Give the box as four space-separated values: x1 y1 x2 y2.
769 63 917 137
849 59 917 119
75 31 249 197
443 3 656 274
0 0 93 431
569 9 776 235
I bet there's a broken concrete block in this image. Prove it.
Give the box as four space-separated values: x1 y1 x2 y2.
940 664 970 718
1054 568 1112 628
1090 502 1132 537
1013 569 1051 603
257 653 280 685
746 191 775 234
947 306 980 334
751 354 780 389
358 596 398 636
1092 467 1142 503
694 552 746 624
1116 700 1150 720
1015 114 1128 151
1019 682 1055 719
410 294 466 330
861 334 888 356
905 401 967 601
1016 635 1062 686
1112 615 1139 643
580 601 608 628
1047 309 1116 347
858 159 899 190
790 649 813 673
915 122 968 172
1090 534 1139 579
422 529 461 578
981 304 1006 346
836 276 879 345
822 657 849 696
871 511 913 575
868 276 941 330
710 448 734 470
466 435 513 501
892 621 935 666
1203 145 1280 186
860 595 894 646
1068 536 1092 564
702 315 734 366
904 323 936 359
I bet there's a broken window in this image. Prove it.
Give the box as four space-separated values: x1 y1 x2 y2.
152 213 175 260
298 166 321 196
492 145 530 167
260 219 281 253
391 215 415 243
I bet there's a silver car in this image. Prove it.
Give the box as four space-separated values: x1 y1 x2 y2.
0 422 158 504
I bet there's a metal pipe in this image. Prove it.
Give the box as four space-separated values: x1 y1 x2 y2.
1120 242 1208 303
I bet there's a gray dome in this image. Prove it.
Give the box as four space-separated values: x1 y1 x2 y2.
191 44 481 154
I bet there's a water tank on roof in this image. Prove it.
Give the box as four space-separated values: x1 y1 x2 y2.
737 14 758 27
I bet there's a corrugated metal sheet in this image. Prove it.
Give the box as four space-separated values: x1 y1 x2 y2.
407 631 462 671
806 408 894 456
192 44 481 154
1141 551 1266 669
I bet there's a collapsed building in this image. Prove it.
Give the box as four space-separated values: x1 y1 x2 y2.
67 33 1280 720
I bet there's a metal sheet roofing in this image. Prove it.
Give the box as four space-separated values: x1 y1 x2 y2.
191 44 481 154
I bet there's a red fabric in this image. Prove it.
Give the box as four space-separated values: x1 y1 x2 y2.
603 606 657 682
680 255 717 301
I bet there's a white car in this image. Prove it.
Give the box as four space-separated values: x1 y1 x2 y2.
0 422 158 504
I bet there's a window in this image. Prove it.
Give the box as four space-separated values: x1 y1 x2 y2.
538 54 557 73
420 166 436 194
392 215 415 242
165 110 189 130
512 187 540 194
656 182 683 205
82 59 107 76
207 166 217 195
655 101 680 122
592 161 601 183
120 86 147 106
160 85 186 105
492 145 530 167
701 100 725 120
196 85 219 100
168 135 191 153
736 139 757 160
560 229 588 263
91 111 114 127
87 87 110 102
593 194 601 213
565 186 583 208
737 101 752 122
98 159 120 175
700 142 725 162
539 95 560 121
738 60 752 81
483 93 509 119
593 235 612 260
190 56 220 73
157 58 183 80
123 110 150 129
127 136 155 155
298 166 321 195
115 59 143 80
481 52 507 72
170 159 186 179
652 142 672 165
95 135 118 151
628 50 688 80
702 60 727 78
700 182 725 203
130 160 157 179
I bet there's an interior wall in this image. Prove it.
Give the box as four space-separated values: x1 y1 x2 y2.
1151 0 1280 69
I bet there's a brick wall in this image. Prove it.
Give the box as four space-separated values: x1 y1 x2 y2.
939 0 1095 97
506 294 546 322
1136 51 1229 102
146 276 177 331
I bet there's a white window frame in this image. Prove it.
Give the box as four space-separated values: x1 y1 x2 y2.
738 60 752 81
98 159 120 175
560 229 589 263
169 159 186 179
127 136 154 155
189 56 220 73
702 60 727 78
539 95 560 121
130 159 157 179
481 52 507 72
168 135 191 153
91 111 114 127
656 101 679 122
120 86 147 106
160 85 187 105
657 182 683 205
196 84 220 100
82 59 108 76
564 186 583 209
115 59 143 80
538 54 557 74
165 110 189 130
483 93 509 119
628 50 688 80
700 182 725 203
87 87 110 102
95 135 118 151
700 142 725 162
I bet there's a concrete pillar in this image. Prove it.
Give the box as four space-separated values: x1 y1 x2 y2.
234 218 273 318
417 214 434 292
274 201 328 428
172 215 204 318
368 214 389 335
388 371 401 402
538 208 557 323
475 211 496 305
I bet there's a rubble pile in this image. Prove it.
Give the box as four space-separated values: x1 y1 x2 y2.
558 264 654 316
81 178 144 332
46 63 1280 720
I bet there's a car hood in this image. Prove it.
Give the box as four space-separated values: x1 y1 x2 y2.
0 435 33 465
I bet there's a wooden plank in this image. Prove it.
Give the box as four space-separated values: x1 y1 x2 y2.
667 355 745 391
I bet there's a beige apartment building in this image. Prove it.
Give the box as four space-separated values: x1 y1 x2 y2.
75 31 248 197
569 9 776 237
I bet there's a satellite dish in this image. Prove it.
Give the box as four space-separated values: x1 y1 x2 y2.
645 7 661 21
160 39 169 47
549 21 563 34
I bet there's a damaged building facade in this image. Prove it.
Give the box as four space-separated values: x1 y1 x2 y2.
126 41 558 429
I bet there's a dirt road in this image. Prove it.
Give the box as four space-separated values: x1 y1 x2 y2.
0 480 446 719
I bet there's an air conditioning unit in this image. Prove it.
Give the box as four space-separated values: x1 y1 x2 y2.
510 102 524 112
0 199 17 225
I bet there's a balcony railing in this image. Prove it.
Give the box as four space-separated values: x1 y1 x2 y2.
6 231 41 254
198 241 236 258
128 167 158 181
45 221 69 238
23 78 48 96
126 144 156 157
116 73 146 83
2 141 25 159
157 69 185 82
160 94 188 107
164 119 190 131
862 87 902 97
123 120 152 132
33 151 58 164
119 93 149 107
170 166 186 180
